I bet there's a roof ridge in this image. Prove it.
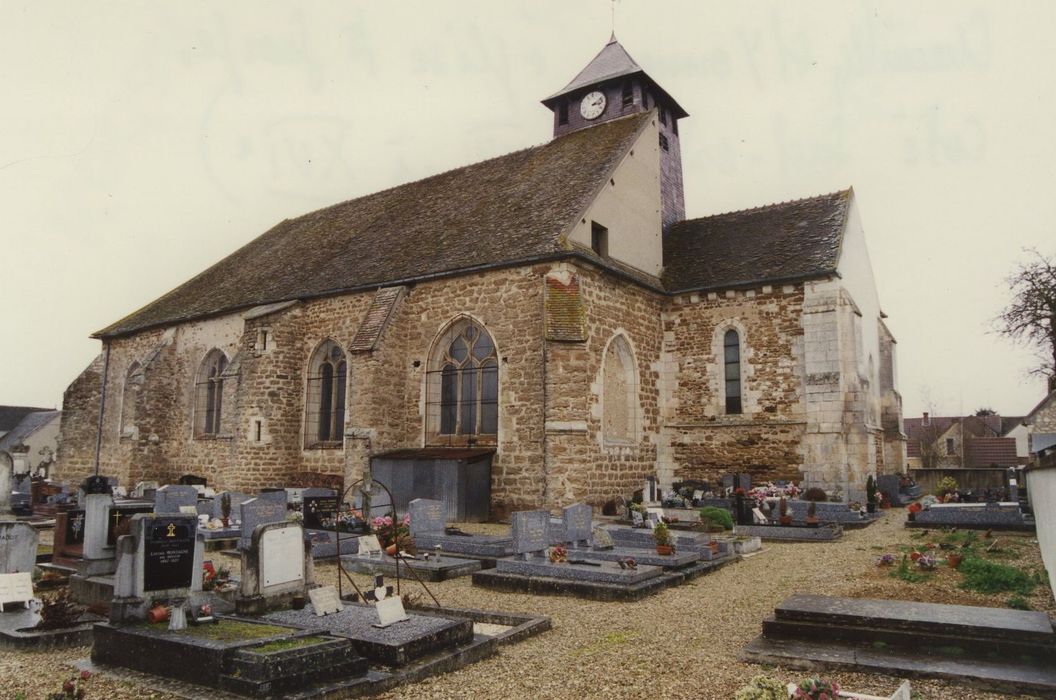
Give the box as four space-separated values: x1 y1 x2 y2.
678 188 852 224
271 113 652 228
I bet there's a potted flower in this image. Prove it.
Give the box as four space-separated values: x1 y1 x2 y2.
866 475 878 513
653 522 674 555
947 553 963 569
805 501 819 527
791 677 841 700
778 497 792 526
148 601 170 624
548 545 568 563
916 554 937 571
875 553 896 567
220 492 232 527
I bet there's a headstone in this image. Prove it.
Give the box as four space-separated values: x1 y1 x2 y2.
562 503 593 547
131 481 159 499
692 490 704 502
358 534 383 557
591 527 615 550
62 509 86 549
375 595 410 628
1009 478 1019 502
106 504 154 546
236 521 309 615
0 522 38 574
144 516 198 592
179 505 199 516
308 585 342 616
643 477 658 502
260 525 305 589
511 510 550 559
155 485 199 514
257 489 288 507
82 492 115 561
408 498 446 537
302 490 340 530
722 474 735 489
631 510 645 527
211 491 251 521
0 572 34 611
239 497 289 549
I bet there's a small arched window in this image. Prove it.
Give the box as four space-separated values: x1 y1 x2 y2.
195 350 228 435
306 340 347 447
120 361 142 437
724 329 742 415
427 319 498 443
603 334 637 443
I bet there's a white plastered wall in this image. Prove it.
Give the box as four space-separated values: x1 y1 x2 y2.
565 119 663 277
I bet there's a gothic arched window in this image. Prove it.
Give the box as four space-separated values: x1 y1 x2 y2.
427 320 498 444
195 350 228 435
724 329 742 415
603 334 637 443
305 340 347 447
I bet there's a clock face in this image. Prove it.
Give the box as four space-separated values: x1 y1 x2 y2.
580 91 606 120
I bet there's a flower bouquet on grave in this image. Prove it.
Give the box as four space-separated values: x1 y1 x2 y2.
875 553 896 567
548 545 568 563
372 514 415 555
202 561 218 590
791 677 840 700
916 554 937 571
47 670 91 700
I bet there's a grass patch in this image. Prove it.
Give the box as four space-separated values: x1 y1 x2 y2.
1007 595 1032 611
174 621 295 642
959 557 1036 595
571 631 639 658
889 556 927 583
252 636 325 653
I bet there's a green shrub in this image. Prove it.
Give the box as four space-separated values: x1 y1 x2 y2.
735 675 787 700
699 506 733 531
1007 595 1032 610
959 557 1035 595
936 476 958 496
803 487 828 502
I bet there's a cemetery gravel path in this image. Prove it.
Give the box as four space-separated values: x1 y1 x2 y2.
2 511 1051 699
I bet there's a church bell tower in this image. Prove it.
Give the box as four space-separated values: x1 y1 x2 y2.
541 35 687 231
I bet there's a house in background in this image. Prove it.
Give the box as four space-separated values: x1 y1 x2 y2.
0 405 53 440
1014 389 1056 464
905 412 1018 469
0 408 62 478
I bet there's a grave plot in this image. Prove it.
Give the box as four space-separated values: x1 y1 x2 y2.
742 594 1056 696
341 533 483 582
733 521 844 542
406 498 515 563
908 502 1034 531
472 510 692 601
599 522 741 567
878 474 923 507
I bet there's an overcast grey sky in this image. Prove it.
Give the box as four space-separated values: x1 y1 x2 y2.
1 1 1053 419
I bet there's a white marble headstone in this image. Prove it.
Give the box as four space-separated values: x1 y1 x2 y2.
309 585 343 616
374 595 409 628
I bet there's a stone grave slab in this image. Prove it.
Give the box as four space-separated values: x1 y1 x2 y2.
0 571 34 611
154 485 199 514
412 532 515 559
305 529 361 558
237 521 309 614
494 557 661 585
572 547 700 569
341 551 482 582
910 502 1029 530
733 523 843 542
309 585 343 615
0 522 38 574
265 602 474 667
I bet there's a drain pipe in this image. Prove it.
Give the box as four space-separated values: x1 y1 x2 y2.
92 340 112 478
541 279 550 507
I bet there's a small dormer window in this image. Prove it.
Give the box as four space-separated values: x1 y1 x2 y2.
591 222 609 257
621 80 633 108
558 101 569 126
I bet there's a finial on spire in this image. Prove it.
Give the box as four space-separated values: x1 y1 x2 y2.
610 0 617 41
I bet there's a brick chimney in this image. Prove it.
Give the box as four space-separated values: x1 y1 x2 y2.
922 412 930 426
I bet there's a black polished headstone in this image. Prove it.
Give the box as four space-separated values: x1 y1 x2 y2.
107 505 153 546
303 495 340 530
65 509 87 545
143 517 197 592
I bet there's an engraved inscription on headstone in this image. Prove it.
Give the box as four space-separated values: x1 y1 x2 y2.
143 517 197 592
308 585 343 616
374 596 409 628
511 510 550 556
0 572 34 611
562 503 592 544
408 498 446 536
302 495 340 530
260 526 305 589
631 510 644 527
0 522 39 574
358 534 383 557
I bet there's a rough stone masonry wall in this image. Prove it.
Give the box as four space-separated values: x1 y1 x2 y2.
659 284 807 488
543 262 663 510
54 354 105 484
391 266 546 518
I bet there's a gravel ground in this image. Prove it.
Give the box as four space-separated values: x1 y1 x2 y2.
3 511 1052 699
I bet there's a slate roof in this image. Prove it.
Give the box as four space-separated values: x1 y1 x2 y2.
0 406 51 434
542 36 688 118
0 410 60 452
96 113 652 339
964 437 1018 468
662 190 852 293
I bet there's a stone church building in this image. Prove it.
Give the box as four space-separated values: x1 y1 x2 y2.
55 38 905 515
